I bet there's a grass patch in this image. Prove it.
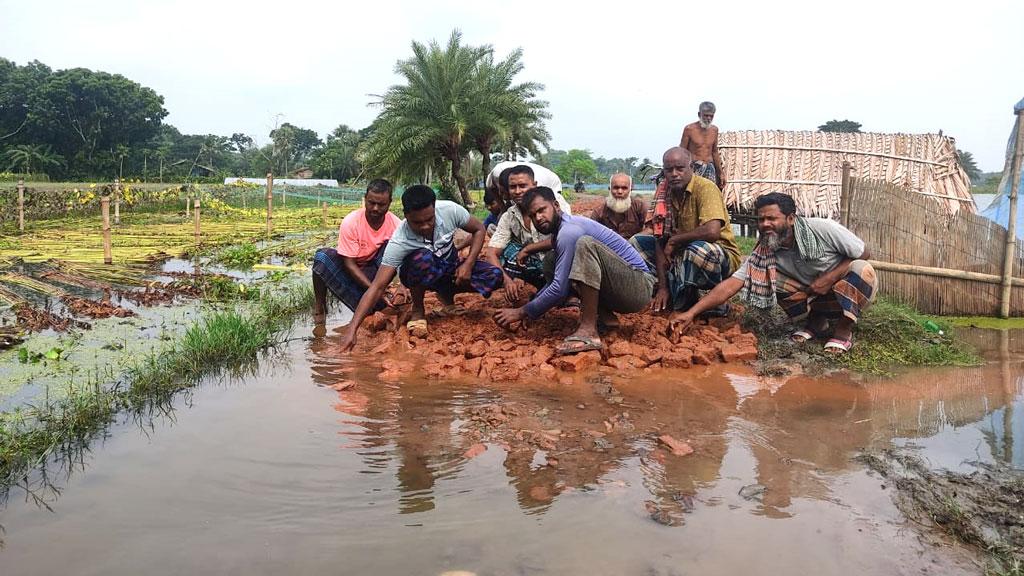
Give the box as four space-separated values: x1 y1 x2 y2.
742 298 981 376
841 300 980 374
0 281 313 490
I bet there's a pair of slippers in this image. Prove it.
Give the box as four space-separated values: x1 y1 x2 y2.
791 328 853 354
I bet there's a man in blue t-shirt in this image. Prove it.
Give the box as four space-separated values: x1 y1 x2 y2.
494 187 656 356
341 185 502 351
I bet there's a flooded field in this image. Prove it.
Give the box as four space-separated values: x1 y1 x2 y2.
0 323 1020 575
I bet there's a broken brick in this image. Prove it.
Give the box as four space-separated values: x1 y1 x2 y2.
658 434 694 456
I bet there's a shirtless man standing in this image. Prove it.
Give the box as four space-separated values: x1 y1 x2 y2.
680 101 726 189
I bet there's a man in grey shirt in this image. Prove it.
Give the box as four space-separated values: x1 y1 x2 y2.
341 185 502 351
670 192 878 354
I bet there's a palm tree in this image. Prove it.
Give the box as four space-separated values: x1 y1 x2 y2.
957 149 982 183
361 31 494 206
2 144 64 176
502 114 551 162
467 49 549 182
154 145 171 183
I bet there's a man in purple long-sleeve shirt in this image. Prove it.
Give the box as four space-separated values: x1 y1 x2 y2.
494 187 656 355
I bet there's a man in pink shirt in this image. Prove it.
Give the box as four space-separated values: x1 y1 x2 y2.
312 179 403 322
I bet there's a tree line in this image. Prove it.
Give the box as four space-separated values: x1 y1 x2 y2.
0 57 374 184
0 30 551 207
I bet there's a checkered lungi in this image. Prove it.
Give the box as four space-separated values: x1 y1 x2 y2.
775 260 878 322
500 241 547 289
692 161 717 184
630 235 730 310
312 244 388 312
399 248 502 301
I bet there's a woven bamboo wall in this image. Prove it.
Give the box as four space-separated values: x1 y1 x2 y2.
719 131 975 219
847 178 1024 316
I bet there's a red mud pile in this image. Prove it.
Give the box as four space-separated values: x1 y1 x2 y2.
351 292 759 382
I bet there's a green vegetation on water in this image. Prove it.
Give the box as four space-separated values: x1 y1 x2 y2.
942 315 1024 330
215 242 261 269
0 281 313 490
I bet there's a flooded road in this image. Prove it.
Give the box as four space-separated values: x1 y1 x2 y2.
1 327 1021 575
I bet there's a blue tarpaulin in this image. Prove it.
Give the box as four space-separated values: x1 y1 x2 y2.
981 97 1024 238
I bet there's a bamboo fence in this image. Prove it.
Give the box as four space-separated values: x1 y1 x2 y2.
847 178 1024 316
719 131 975 218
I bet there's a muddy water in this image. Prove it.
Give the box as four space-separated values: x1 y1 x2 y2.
1 329 1021 575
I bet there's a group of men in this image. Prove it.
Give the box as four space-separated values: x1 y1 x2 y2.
315 102 878 357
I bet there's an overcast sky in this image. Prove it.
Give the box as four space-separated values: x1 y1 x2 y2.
2 0 1021 171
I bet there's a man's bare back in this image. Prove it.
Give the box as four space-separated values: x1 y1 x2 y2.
680 122 717 163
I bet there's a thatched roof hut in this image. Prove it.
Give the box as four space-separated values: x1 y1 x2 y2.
719 131 975 217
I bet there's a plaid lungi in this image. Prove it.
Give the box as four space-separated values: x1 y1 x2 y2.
399 248 502 300
501 241 546 289
775 260 878 322
630 235 730 310
312 244 387 312
692 161 717 184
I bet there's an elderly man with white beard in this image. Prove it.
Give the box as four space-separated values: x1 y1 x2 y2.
680 101 726 189
668 192 878 355
590 173 647 240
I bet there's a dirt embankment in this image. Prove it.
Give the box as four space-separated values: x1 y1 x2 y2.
859 449 1024 572
349 292 758 382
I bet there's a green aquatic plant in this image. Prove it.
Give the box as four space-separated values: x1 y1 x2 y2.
216 243 261 269
0 281 313 489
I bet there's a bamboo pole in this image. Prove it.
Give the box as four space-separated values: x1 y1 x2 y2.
322 201 328 229
1000 110 1024 317
840 162 852 227
17 179 24 233
869 260 1024 287
101 196 112 265
114 178 121 225
193 198 201 246
265 172 273 238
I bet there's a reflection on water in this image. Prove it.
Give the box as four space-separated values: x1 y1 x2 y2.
1 328 1021 574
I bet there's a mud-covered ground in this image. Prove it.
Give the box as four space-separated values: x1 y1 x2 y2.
860 448 1024 572
347 291 759 383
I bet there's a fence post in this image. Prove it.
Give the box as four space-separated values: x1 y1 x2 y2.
193 198 201 247
322 201 328 229
840 162 852 227
266 172 273 238
999 110 1024 318
101 196 112 265
114 178 121 225
17 179 25 233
